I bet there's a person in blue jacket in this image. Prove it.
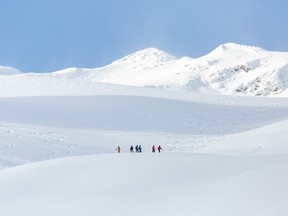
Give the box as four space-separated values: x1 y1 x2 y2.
135 145 139 153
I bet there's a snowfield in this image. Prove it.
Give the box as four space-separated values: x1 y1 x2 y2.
1 154 288 216
0 43 288 216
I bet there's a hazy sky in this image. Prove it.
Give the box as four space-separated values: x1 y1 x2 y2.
0 0 287 72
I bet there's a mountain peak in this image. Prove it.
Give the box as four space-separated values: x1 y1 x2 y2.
219 42 265 51
219 42 247 50
206 42 268 59
113 48 177 65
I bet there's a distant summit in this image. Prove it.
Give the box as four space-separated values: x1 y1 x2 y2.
203 42 269 59
112 48 177 65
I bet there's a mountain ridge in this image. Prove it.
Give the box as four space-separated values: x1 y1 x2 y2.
1 43 288 97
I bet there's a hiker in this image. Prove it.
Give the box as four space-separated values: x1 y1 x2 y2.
135 145 139 153
139 145 142 153
152 145 156 153
130 145 134 153
116 146 121 153
157 145 162 153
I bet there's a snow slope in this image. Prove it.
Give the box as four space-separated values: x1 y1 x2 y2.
1 154 288 216
0 94 287 216
0 94 287 169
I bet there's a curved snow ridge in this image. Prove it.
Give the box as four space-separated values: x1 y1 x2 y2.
0 66 22 76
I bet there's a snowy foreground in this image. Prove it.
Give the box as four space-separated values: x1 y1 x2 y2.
1 154 288 216
0 93 288 216
1 43 288 215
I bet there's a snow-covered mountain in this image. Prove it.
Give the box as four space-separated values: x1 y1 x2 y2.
1 43 288 97
1 43 288 216
197 43 288 96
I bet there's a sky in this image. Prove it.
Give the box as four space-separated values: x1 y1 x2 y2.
0 0 288 72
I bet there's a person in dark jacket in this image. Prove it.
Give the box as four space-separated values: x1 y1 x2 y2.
135 145 139 153
130 145 134 153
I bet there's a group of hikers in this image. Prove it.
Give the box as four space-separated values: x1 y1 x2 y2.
116 145 162 153
129 145 142 153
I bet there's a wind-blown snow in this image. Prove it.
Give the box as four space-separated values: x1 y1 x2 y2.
0 43 288 216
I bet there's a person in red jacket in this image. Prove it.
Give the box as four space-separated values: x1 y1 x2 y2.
116 146 121 153
157 145 162 153
152 145 156 153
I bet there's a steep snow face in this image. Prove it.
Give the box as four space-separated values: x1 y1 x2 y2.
0 66 22 75
198 43 288 96
1 43 288 97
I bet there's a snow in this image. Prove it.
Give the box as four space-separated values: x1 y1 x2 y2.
0 43 288 215
1 154 288 216
0 66 22 75
2 43 288 96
